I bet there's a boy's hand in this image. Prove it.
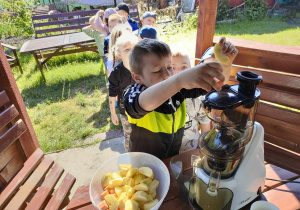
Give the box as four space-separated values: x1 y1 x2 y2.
212 37 238 64
111 113 119 125
177 62 224 92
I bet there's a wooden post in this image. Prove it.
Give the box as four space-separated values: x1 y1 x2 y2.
194 0 218 65
0 42 40 158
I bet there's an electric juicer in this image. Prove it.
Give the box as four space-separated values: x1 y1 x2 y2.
189 71 266 210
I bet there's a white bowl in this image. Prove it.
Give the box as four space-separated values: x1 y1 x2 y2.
89 152 170 210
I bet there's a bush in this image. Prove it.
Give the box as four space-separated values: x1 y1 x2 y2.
217 0 231 21
0 0 37 38
243 0 268 21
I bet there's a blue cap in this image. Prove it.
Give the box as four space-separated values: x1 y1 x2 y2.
141 12 156 20
139 25 157 39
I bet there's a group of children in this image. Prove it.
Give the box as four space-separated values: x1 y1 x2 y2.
83 3 238 159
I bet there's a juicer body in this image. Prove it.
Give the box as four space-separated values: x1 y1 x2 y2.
192 122 266 210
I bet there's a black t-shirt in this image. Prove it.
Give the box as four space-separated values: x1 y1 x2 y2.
108 62 134 115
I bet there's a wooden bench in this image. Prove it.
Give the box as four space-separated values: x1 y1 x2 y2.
0 42 76 209
1 43 23 74
129 5 140 22
195 0 300 175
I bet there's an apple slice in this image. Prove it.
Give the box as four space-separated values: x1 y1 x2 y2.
214 43 230 64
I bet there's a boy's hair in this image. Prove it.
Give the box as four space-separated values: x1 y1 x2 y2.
89 16 96 25
109 24 133 66
108 14 123 24
171 45 189 58
129 39 171 75
112 32 138 66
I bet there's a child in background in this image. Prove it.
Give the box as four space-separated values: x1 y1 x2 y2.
140 12 156 28
103 14 124 76
115 3 139 32
172 48 211 153
107 24 132 72
82 16 105 56
138 25 157 40
108 32 139 152
123 37 238 159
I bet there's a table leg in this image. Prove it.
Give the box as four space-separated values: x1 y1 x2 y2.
32 52 47 82
39 50 49 71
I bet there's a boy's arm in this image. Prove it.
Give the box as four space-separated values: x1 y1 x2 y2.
138 62 224 111
109 97 119 125
108 70 119 125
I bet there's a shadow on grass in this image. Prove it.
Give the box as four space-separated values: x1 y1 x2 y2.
21 74 106 107
86 97 123 130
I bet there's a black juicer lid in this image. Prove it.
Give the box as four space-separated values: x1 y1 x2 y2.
203 71 263 110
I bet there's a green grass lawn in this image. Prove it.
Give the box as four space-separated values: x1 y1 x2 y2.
10 17 300 152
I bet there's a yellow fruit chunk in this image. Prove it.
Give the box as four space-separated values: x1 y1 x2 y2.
133 174 146 185
109 178 123 188
118 194 128 209
119 164 133 170
151 190 156 199
147 194 153 202
104 194 118 210
115 186 125 197
133 183 148 191
112 172 122 179
148 180 159 193
214 43 230 64
126 187 136 198
138 167 154 178
125 199 138 210
117 170 128 177
101 172 112 189
143 199 159 210
140 178 152 186
126 168 139 178
132 191 148 202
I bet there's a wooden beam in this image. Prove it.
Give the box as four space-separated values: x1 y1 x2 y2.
195 0 218 61
0 42 40 157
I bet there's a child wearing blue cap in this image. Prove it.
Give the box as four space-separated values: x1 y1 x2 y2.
138 25 157 40
141 12 156 28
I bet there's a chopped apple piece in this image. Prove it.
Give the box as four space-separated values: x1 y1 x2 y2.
133 174 146 185
125 199 139 210
126 168 139 178
140 178 152 186
143 199 159 210
138 167 153 178
133 183 148 191
131 191 148 202
101 172 112 189
148 180 159 193
104 194 118 210
214 43 230 64
119 164 133 170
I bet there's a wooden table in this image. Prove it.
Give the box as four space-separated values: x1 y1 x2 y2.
66 150 300 210
20 32 97 82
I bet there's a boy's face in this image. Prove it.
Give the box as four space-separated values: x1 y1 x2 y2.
133 54 173 87
172 55 191 74
108 20 120 32
117 10 129 22
142 17 156 27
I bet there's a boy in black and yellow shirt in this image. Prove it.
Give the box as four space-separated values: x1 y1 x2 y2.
124 38 237 159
